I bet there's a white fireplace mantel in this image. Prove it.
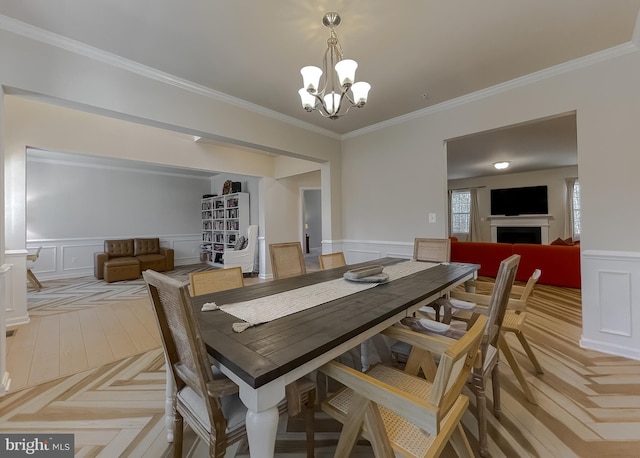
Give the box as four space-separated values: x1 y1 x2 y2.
487 215 553 244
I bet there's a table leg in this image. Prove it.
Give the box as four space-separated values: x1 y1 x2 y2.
246 406 280 458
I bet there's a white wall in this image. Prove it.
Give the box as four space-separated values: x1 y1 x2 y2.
342 47 640 360
448 166 578 242
26 155 212 278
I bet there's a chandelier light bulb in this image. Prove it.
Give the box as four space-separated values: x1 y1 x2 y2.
298 88 316 110
335 59 358 86
300 66 323 92
324 92 340 114
351 81 371 105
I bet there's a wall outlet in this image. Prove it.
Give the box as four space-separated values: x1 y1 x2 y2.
428 213 436 223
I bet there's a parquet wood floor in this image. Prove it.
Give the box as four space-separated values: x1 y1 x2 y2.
3 267 640 457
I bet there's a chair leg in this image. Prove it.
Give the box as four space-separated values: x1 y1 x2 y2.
172 411 183 458
472 367 489 458
334 394 369 458
515 330 545 374
450 423 474 458
499 335 538 405
491 360 501 420
304 390 316 458
27 269 42 291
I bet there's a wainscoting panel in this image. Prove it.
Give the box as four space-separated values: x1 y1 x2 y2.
171 236 203 263
598 270 632 337
582 250 640 361
61 243 102 273
340 239 414 264
27 235 201 280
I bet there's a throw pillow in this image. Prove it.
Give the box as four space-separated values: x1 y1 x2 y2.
550 237 568 246
234 236 246 250
240 237 249 250
563 237 574 246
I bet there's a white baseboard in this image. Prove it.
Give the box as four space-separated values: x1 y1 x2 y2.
580 337 640 361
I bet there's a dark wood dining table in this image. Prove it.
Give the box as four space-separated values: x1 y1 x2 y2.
184 257 479 458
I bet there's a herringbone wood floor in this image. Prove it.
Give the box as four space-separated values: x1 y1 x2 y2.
3 265 640 457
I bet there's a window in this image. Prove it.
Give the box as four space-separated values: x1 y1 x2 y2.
451 190 471 234
572 180 581 237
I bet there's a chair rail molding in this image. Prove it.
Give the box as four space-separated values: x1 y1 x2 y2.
581 250 640 361
339 239 414 265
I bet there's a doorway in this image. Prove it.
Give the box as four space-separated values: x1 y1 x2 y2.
302 188 322 255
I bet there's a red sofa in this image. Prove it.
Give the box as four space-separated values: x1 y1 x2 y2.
450 240 581 289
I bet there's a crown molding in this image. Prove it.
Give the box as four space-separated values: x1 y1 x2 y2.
26 150 216 180
343 41 640 140
0 14 341 140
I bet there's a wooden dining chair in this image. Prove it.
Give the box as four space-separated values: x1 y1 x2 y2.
447 268 543 406
143 269 316 458
269 242 307 279
451 269 543 372
397 254 521 457
318 252 346 270
413 237 451 321
189 267 244 296
320 314 487 458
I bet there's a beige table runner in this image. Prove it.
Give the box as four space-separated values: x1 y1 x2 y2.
204 260 438 332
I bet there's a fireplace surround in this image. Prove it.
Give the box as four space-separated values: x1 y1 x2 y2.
488 215 552 244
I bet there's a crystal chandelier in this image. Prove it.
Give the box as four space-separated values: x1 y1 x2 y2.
298 12 371 120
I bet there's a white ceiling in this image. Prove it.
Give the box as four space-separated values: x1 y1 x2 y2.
2 1 638 178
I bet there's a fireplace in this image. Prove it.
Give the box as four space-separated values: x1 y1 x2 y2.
497 226 542 244
488 215 552 244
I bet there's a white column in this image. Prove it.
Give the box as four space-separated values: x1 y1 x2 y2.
0 264 13 396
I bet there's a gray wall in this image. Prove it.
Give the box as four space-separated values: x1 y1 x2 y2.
27 155 211 239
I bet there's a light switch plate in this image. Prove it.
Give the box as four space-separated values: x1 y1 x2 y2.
428 213 436 223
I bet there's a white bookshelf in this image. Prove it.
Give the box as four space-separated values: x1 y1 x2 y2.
201 192 249 266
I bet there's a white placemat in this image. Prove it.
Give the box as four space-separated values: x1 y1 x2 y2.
204 260 438 332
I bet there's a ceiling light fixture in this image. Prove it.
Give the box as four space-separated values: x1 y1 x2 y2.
493 161 510 170
298 12 371 120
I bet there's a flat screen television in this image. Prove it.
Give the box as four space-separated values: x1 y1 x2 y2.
490 185 548 216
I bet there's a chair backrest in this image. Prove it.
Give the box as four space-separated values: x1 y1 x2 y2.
483 254 520 350
244 225 258 252
269 242 306 279
509 268 541 311
430 314 487 415
325 314 487 442
318 252 346 270
413 238 450 263
190 267 244 296
26 246 43 267
143 270 227 432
